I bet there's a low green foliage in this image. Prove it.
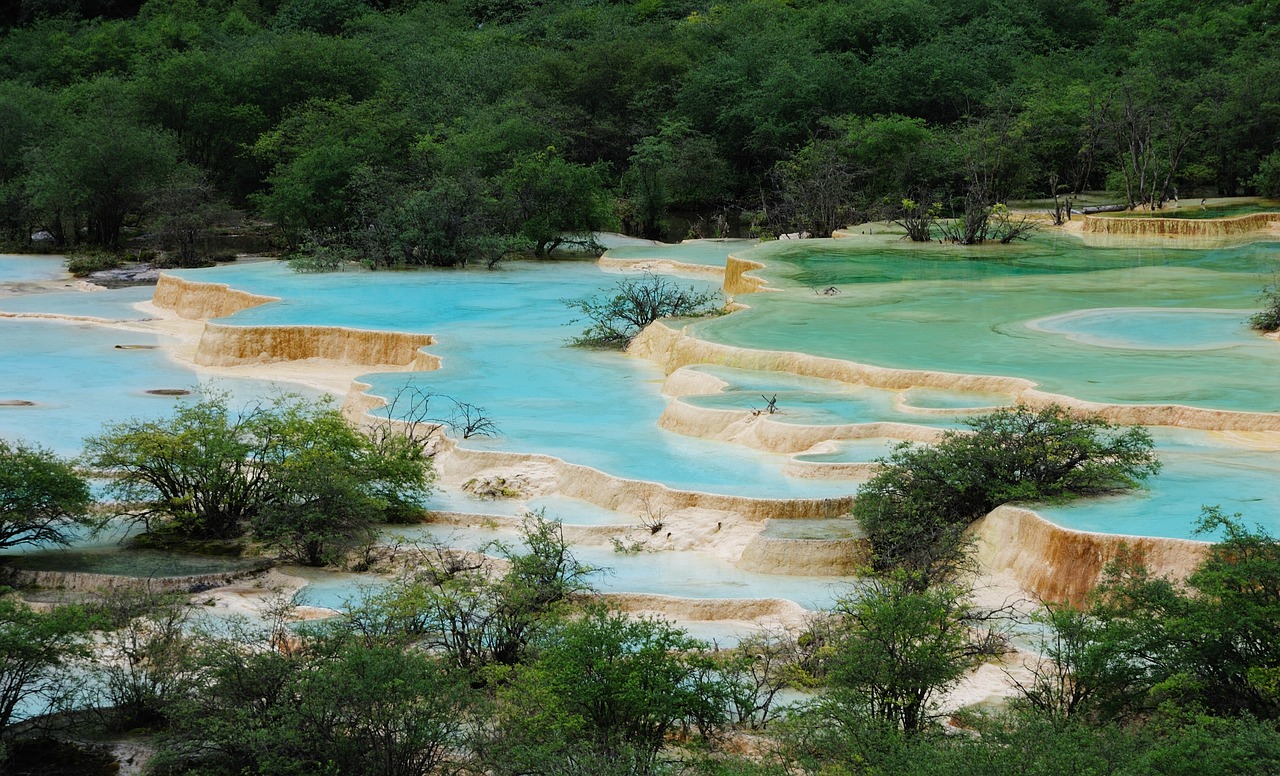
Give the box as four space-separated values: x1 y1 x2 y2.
286 236 357 272
64 252 123 277
1251 151 1280 198
1083 508 1280 720
716 625 809 730
340 513 596 670
1012 601 1149 723
6 506 1280 774
162 636 475 776
819 575 1001 736
1249 273 1280 332
0 596 98 736
502 147 614 256
90 589 197 732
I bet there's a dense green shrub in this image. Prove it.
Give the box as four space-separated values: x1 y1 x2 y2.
1251 151 1280 198
854 405 1159 586
1249 274 1280 332
83 393 432 558
64 252 122 277
485 605 731 775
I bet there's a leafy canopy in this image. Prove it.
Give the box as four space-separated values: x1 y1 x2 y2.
0 596 98 736
821 575 1000 735
82 392 432 552
0 439 92 550
1083 508 1280 720
489 605 730 775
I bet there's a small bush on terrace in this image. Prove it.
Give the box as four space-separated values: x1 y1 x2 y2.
1249 273 1280 332
564 273 723 348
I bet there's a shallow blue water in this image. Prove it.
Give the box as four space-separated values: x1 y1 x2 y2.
0 254 66 282
172 261 858 499
692 238 1280 412
680 365 977 428
0 317 318 456
1035 428 1280 540
160 251 1280 539
792 438 904 463
1029 308 1250 352
299 522 852 610
425 488 636 525
10 240 1280 546
1 284 155 318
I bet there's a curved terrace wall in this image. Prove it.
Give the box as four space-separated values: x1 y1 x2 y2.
632 321 1280 432
657 396 942 454
971 505 1206 606
195 322 440 371
153 274 279 319
600 592 811 625
1082 211 1280 238
1 565 269 594
151 255 1222 607
737 534 866 576
438 445 855 521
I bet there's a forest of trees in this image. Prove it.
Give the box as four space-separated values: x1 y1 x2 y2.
2 0 1280 262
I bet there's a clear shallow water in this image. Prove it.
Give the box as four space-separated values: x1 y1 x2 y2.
602 239 757 267
1035 428 1280 540
793 438 903 463
171 248 1280 539
691 238 1280 411
0 317 319 456
0 254 66 283
289 565 818 647
901 387 1010 410
679 365 976 428
1098 201 1280 219
1028 308 1250 351
296 523 852 610
0 284 155 318
173 261 859 499
425 488 636 525
10 236 1280 549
